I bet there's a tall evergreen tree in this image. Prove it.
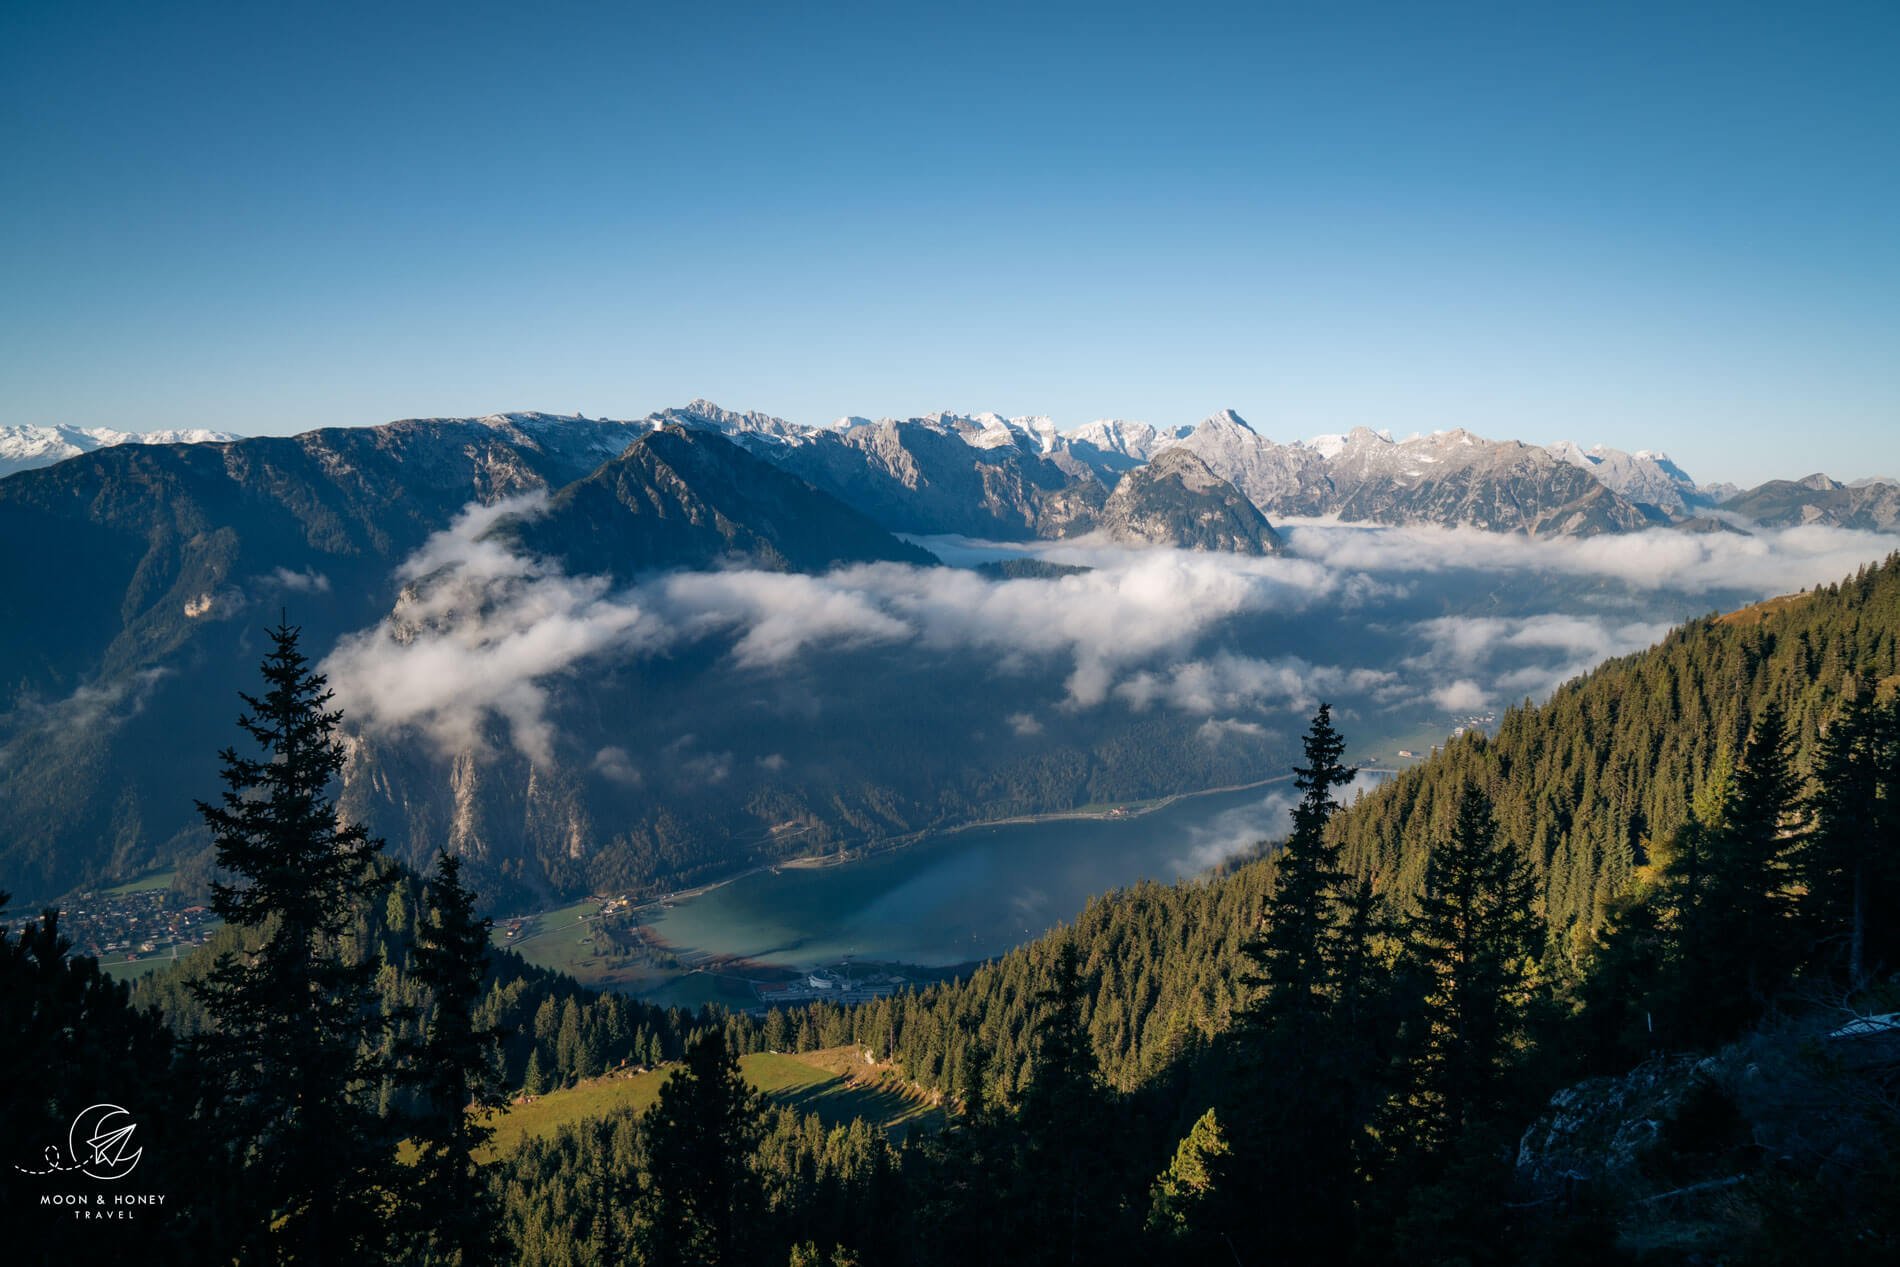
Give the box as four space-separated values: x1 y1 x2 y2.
1803 693 1900 988
1398 780 1540 1157
402 849 509 1265
1225 705 1368 1262
1015 937 1122 1267
189 620 393 1264
1241 702 1359 1029
638 1029 766 1267
1684 703 1804 1040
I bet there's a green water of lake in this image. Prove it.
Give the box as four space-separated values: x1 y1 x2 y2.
632 775 1375 1005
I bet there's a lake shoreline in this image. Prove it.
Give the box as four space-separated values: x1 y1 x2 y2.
629 772 1301 916
506 772 1306 949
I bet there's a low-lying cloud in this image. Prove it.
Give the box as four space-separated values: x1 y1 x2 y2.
321 507 1897 767
1169 770 1387 874
0 668 170 770
1283 519 1893 595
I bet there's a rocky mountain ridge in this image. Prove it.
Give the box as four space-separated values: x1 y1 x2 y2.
7 401 1895 537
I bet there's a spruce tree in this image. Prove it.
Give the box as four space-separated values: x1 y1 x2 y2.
1016 937 1121 1267
1687 703 1804 1039
1803 694 1900 988
1226 704 1366 1262
638 1029 766 1266
402 849 508 1265
1242 701 1359 1029
189 619 393 1264
1398 780 1540 1156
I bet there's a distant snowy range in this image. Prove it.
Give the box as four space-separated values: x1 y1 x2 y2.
3 400 1898 903
0 423 240 478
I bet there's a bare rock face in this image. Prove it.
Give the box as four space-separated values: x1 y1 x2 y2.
1516 1023 1900 1259
1171 409 1335 516
767 416 1106 540
1096 449 1283 554
1515 1056 1703 1197
1155 413 1662 535
1318 427 1660 535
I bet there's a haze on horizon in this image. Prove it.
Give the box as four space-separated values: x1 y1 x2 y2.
3 0 1896 487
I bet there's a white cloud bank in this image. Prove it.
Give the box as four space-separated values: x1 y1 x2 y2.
1283 520 1894 595
322 508 1897 766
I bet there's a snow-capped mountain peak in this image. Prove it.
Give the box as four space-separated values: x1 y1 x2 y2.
1545 439 1710 516
0 423 243 479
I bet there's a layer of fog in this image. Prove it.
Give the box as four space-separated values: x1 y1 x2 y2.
322 505 1897 768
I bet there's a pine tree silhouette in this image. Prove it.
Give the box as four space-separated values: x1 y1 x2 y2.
189 619 393 1264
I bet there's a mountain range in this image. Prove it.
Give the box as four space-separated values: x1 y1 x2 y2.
8 402 1892 535
2 400 1896 904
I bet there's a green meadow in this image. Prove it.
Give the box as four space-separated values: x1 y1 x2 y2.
479 1048 943 1159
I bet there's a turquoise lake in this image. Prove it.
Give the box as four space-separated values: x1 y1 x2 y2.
629 774 1381 1006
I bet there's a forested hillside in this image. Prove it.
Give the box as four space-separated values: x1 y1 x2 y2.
10 558 1900 1264
1332 559 1900 944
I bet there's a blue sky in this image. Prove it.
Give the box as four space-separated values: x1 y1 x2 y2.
3 0 1895 485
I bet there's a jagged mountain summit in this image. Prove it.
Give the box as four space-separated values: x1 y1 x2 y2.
0 423 242 478
1545 440 1711 519
9 399 1888 538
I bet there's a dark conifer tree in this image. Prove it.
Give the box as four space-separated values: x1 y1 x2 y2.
189 620 394 1264
1803 694 1900 988
402 849 509 1265
638 1029 766 1267
1398 780 1540 1157
1684 703 1803 1039
1225 705 1366 1261
1241 701 1359 1029
1015 937 1122 1267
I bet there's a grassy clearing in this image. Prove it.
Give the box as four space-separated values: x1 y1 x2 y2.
478 1047 943 1160
102 868 176 896
98 949 184 980
1717 591 1812 627
495 899 603 978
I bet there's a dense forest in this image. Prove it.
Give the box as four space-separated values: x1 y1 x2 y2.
8 557 1900 1263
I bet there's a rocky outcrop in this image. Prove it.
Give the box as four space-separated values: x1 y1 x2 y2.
1515 1024 1900 1258
1096 449 1283 554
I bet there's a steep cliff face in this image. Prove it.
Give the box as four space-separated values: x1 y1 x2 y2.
1547 441 1710 518
1171 410 1335 516
1096 449 1284 554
